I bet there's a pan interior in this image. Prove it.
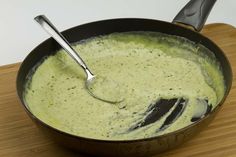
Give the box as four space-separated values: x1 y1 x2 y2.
23 31 225 141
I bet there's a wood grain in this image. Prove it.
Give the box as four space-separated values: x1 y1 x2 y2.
0 23 236 157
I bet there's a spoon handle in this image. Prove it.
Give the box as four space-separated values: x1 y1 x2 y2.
34 15 94 79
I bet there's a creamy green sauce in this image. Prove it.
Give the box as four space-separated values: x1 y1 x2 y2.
24 32 225 140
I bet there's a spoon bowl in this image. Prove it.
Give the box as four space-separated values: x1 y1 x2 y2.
86 75 125 104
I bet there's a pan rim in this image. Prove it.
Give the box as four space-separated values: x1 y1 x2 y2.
16 17 233 144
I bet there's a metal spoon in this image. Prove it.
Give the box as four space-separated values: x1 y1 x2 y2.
34 15 123 104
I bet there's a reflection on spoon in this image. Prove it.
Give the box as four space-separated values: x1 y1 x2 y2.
86 75 125 104
34 15 124 104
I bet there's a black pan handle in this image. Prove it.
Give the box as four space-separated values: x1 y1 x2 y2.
173 0 217 32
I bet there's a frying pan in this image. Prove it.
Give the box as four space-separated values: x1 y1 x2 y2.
16 0 232 156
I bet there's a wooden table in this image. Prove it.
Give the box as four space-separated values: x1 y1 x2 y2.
0 23 236 157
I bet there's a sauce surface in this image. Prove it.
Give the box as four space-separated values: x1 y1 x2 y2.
24 32 225 140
